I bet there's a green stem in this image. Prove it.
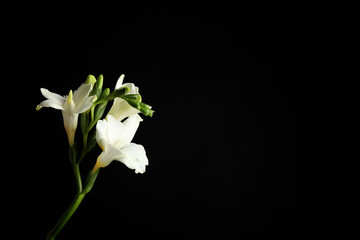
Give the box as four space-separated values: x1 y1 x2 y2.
72 163 82 194
83 132 88 150
46 170 99 240
90 105 95 122
46 192 86 240
87 120 97 133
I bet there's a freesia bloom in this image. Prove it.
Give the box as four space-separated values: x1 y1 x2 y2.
93 114 148 173
107 74 141 121
36 83 95 146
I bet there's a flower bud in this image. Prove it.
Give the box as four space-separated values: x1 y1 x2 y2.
139 102 154 117
91 74 103 98
120 94 142 109
120 94 154 117
85 75 96 86
94 88 110 121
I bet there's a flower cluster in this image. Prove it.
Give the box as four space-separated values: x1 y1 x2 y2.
39 74 154 240
37 74 153 174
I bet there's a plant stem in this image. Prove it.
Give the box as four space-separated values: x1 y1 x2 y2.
46 192 85 240
46 170 99 240
73 163 82 194
82 131 88 150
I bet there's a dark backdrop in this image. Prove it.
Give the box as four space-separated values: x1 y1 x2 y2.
10 2 358 239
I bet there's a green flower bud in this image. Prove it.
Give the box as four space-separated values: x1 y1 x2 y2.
138 102 154 117
120 94 154 117
85 75 96 85
94 88 110 121
120 94 142 109
100 88 110 99
96 74 103 88
91 74 103 98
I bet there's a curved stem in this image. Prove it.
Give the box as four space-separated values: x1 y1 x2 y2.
46 193 85 240
45 170 99 240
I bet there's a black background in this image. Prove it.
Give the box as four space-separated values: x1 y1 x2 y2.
8 2 358 239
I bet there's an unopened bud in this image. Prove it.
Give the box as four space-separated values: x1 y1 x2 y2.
85 75 96 86
138 102 154 117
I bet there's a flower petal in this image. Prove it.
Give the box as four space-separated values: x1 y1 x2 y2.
75 100 94 114
62 111 78 146
122 83 139 94
37 88 65 110
36 99 64 110
107 98 141 121
96 114 142 147
106 115 125 146
115 143 149 174
106 114 143 148
40 88 66 103
73 83 95 113
115 74 125 89
119 114 143 146
96 118 110 150
94 142 123 170
108 75 141 121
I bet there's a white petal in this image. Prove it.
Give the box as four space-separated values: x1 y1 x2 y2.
62 111 78 146
38 88 65 110
73 83 95 113
75 101 94 114
116 143 149 174
36 99 64 110
73 83 92 104
115 74 125 89
107 98 141 122
122 83 139 94
110 114 142 148
40 88 66 104
106 115 125 146
119 114 142 145
97 114 142 148
95 142 123 169
96 118 109 150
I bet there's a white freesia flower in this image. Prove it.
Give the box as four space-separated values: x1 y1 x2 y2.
36 83 95 146
93 114 149 174
107 74 141 121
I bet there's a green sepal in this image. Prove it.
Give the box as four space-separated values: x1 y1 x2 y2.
83 169 100 194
